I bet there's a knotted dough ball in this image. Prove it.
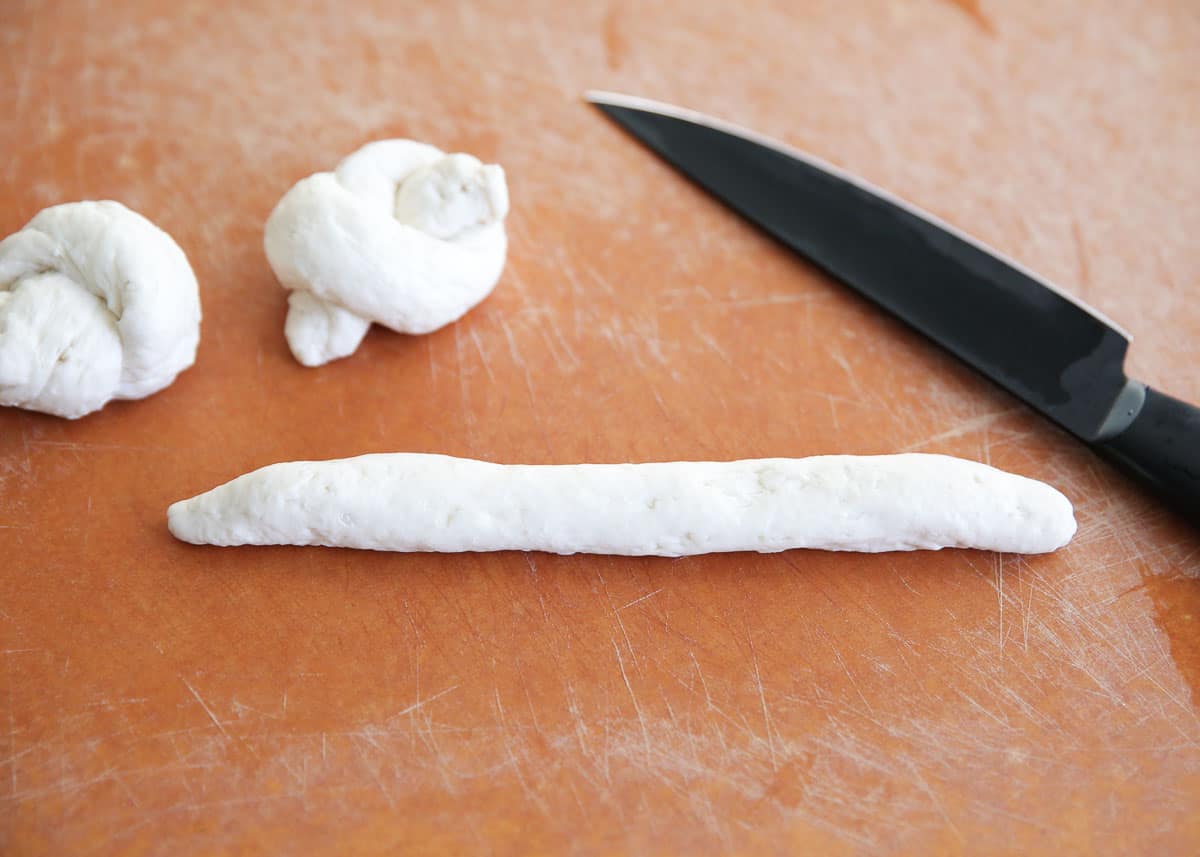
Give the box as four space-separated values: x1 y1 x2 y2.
0 201 201 419
264 140 509 367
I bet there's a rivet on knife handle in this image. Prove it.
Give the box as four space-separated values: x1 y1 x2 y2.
1096 385 1200 525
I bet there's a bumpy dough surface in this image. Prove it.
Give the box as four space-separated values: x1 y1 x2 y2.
263 140 509 367
0 201 201 419
168 453 1076 555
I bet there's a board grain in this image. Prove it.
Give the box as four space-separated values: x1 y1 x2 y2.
1 1 1198 854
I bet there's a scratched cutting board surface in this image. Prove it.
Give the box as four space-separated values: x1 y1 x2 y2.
2 1 1199 854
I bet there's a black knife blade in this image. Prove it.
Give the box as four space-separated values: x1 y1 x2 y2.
588 91 1200 526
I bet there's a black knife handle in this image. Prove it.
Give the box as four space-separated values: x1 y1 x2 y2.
1096 384 1200 526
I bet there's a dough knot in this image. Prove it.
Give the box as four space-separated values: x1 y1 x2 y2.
0 201 201 418
263 140 510 367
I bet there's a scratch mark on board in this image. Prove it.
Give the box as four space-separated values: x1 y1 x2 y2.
179 676 230 741
748 637 778 771
618 588 664 611
612 639 651 757
466 327 495 384
996 553 1005 652
392 684 460 719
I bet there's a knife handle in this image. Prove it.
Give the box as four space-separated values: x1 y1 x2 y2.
1096 385 1200 526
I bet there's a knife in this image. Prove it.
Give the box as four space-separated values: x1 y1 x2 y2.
587 91 1200 527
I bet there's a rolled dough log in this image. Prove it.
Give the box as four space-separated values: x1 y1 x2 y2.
167 453 1076 555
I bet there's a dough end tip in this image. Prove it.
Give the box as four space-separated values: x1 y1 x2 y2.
1039 486 1078 553
166 498 204 545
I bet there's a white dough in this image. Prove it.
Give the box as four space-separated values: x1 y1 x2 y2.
263 140 509 367
0 201 201 418
167 453 1076 555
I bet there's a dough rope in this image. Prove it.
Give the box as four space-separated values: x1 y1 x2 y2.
0 201 201 419
263 140 509 367
168 453 1077 555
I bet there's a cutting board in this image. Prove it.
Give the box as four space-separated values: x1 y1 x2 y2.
2 1 1198 853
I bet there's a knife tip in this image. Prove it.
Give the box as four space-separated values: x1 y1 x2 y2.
583 89 624 107
582 91 718 129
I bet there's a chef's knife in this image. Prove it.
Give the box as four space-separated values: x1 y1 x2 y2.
588 91 1200 526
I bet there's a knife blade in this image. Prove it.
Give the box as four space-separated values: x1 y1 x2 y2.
587 91 1200 526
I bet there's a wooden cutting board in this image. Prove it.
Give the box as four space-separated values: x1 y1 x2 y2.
2 1 1198 853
